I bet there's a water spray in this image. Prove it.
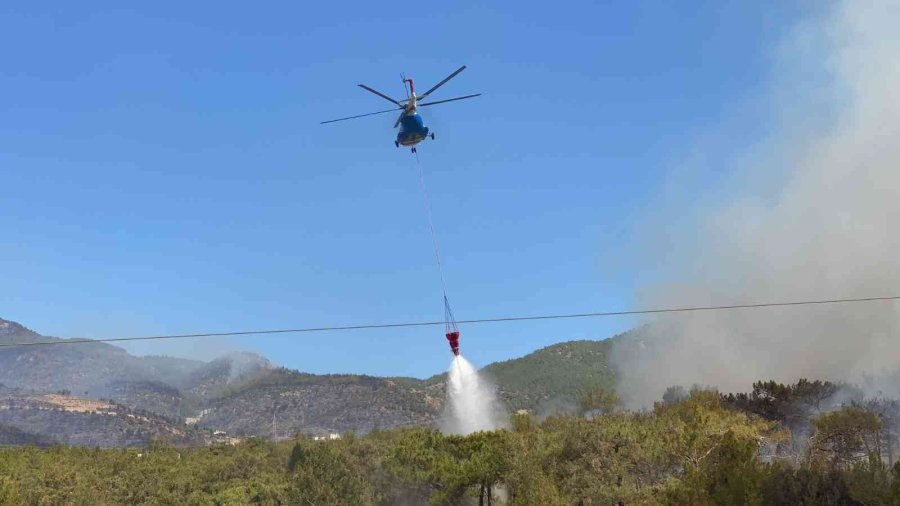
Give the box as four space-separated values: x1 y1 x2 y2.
443 355 503 435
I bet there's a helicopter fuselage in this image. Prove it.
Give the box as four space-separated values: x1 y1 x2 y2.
396 113 430 147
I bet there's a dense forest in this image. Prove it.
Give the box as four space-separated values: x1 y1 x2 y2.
2 379 900 505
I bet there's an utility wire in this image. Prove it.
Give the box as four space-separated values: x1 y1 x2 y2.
2 295 899 348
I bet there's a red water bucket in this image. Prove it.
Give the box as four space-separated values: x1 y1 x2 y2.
445 331 460 356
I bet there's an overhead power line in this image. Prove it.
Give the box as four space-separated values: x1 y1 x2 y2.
2 295 899 349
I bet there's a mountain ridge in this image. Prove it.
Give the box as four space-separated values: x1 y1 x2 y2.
0 316 625 443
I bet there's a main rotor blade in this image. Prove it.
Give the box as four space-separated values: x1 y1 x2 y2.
320 107 403 124
357 84 403 106
417 93 482 108
393 111 406 129
417 65 467 101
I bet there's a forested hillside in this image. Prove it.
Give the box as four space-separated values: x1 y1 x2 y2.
483 337 620 412
0 424 53 447
199 368 444 436
0 386 207 448
3 388 899 505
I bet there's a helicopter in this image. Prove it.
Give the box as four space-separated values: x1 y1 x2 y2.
320 65 481 153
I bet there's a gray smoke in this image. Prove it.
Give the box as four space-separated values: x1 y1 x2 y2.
219 351 272 383
612 0 900 408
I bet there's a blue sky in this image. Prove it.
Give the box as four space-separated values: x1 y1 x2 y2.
1 1 810 377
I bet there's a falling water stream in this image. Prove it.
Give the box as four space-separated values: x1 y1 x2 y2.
442 355 504 435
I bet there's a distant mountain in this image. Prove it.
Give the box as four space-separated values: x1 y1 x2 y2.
0 318 206 395
0 318 273 415
0 316 628 443
192 339 627 437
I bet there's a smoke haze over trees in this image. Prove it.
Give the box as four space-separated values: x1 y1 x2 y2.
612 0 900 408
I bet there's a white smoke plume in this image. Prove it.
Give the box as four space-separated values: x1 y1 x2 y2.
613 0 900 408
441 356 506 435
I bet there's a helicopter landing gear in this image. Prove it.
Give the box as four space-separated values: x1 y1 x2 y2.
430 132 435 140
394 141 399 148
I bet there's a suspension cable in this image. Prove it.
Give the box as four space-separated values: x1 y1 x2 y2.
413 150 448 299
413 150 459 337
